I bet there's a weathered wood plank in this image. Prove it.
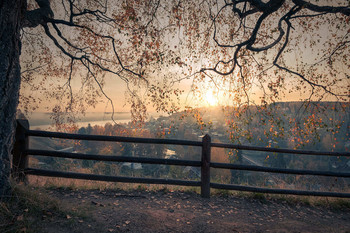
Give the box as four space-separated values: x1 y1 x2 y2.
12 120 29 182
201 134 211 198
26 149 201 166
211 162 350 178
25 168 201 187
210 183 350 198
27 130 202 146
211 142 350 157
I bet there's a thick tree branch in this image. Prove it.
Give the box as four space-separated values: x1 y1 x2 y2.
22 0 54 28
292 0 350 16
206 0 350 99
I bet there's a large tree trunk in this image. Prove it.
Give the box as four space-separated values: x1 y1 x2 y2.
0 0 24 199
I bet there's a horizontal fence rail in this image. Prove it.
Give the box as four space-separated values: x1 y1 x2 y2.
12 119 350 198
25 168 201 187
27 129 203 146
211 142 350 157
27 129 350 156
210 183 350 198
210 162 350 178
25 149 202 167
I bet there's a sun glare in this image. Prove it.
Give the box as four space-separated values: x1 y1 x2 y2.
205 91 218 106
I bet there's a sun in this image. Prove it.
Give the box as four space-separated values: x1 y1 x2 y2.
205 91 218 106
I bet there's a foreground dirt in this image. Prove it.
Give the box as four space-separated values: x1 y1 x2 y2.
35 188 350 233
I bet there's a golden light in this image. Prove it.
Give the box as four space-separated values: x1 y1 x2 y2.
205 91 218 106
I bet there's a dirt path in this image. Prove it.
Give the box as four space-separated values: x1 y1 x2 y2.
38 188 350 233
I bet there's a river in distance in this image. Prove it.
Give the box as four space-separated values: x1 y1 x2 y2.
27 112 161 131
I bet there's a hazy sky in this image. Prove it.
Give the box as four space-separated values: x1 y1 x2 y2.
20 0 349 114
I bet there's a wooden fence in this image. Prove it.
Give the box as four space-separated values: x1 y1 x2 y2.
12 119 350 198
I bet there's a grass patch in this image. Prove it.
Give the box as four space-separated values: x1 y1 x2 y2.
255 193 350 209
0 182 89 233
27 176 350 210
311 197 350 210
212 189 232 197
0 183 60 233
250 192 266 201
210 188 350 209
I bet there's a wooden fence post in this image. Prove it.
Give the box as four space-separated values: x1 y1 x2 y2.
12 119 29 182
201 134 211 198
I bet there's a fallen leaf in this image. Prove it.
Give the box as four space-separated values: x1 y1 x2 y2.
91 201 99 205
125 220 130 225
66 215 71 219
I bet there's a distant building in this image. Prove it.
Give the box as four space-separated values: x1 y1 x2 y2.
183 166 200 178
165 149 177 159
121 162 143 170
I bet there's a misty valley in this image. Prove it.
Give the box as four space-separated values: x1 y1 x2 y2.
25 102 350 194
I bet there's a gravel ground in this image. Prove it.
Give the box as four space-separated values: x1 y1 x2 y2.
34 188 350 233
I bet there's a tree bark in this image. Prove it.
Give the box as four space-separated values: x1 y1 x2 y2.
0 0 25 199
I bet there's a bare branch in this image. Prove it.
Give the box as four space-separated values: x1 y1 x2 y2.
292 0 350 16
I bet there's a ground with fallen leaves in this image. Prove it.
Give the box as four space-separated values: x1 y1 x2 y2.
23 187 349 233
